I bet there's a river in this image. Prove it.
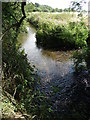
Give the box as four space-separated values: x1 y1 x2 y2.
19 25 77 111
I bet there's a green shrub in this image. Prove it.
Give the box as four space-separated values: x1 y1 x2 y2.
73 49 87 72
36 21 88 49
73 32 90 73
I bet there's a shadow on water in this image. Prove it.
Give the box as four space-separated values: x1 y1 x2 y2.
19 25 90 119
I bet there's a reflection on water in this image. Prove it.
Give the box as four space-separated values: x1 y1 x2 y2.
19 26 75 88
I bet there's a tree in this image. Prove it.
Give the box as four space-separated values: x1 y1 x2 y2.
70 0 86 12
2 1 29 98
2 1 26 36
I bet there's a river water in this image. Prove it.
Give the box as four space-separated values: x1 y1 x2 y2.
20 25 77 111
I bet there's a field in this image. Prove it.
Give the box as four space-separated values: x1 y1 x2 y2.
27 12 78 25
27 12 88 24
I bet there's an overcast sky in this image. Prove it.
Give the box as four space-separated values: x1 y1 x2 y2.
28 0 88 10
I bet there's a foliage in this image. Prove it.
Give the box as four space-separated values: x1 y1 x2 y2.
73 49 87 72
2 29 37 97
70 0 86 12
25 2 76 14
70 0 90 73
27 12 88 50
2 3 22 31
2 2 36 97
25 2 64 13
21 89 53 120
2 3 54 120
73 37 90 73
2 1 36 116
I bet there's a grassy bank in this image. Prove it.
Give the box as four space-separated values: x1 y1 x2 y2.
27 12 88 50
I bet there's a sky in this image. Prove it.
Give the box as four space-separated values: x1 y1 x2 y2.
28 0 88 11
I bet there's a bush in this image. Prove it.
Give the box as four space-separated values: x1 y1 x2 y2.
73 37 90 73
36 22 88 49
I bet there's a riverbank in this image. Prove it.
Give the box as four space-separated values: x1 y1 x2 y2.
27 12 88 50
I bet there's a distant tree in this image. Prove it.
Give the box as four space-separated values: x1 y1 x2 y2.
26 2 63 13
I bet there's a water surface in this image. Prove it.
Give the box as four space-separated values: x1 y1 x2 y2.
19 26 76 109
20 27 74 75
